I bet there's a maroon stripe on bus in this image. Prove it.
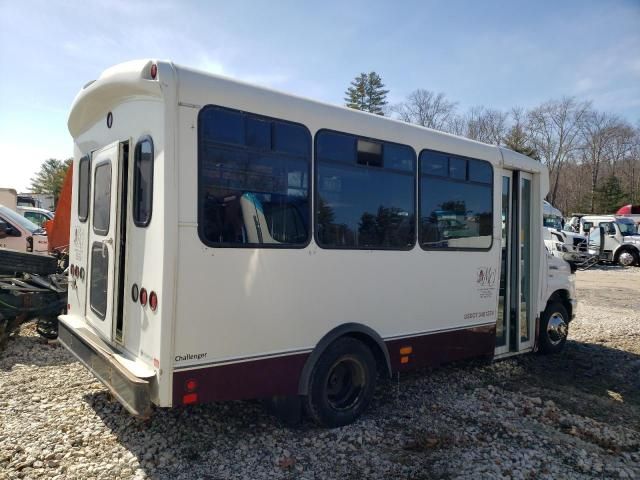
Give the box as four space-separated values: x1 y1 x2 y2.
172 323 496 405
385 323 496 372
173 352 309 405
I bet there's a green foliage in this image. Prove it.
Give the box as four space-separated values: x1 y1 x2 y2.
345 72 389 115
594 175 626 213
30 158 72 206
503 124 538 159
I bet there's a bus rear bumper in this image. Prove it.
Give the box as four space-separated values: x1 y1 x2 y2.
58 316 153 417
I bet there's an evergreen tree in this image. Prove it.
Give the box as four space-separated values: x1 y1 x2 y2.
503 124 538 159
594 175 626 213
30 158 72 206
345 72 389 115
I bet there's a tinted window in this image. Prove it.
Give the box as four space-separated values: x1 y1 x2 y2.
420 150 493 249
198 106 311 247
200 107 244 145
384 143 415 171
78 155 90 222
449 157 466 180
469 159 492 184
421 151 448 177
133 137 154 226
90 241 108 320
316 131 355 163
93 162 111 235
316 130 415 249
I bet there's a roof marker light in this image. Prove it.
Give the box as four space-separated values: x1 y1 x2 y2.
150 63 158 80
140 288 148 307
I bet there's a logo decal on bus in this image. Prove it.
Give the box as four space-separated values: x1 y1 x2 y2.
476 267 497 287
175 353 207 362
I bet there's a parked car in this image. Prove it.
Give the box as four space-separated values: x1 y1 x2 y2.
0 205 49 254
17 206 55 228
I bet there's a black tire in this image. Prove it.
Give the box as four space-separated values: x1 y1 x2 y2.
304 337 377 428
539 302 569 354
615 248 639 267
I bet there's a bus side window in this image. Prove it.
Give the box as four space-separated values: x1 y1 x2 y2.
419 151 493 250
197 105 311 248
315 130 416 250
78 155 90 222
133 136 154 227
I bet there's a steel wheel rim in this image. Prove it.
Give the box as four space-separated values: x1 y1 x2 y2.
547 312 568 346
326 356 366 411
619 252 634 266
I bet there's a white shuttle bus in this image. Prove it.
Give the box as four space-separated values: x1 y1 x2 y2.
59 60 576 427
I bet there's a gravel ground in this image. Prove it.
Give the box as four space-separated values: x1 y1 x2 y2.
1 266 639 479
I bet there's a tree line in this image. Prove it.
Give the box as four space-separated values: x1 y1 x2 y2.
28 73 638 216
345 72 640 215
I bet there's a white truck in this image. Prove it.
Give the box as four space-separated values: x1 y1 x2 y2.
543 201 587 265
584 215 640 266
0 205 49 254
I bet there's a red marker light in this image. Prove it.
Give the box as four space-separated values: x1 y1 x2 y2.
140 288 148 306
69 264 74 276
149 291 158 311
183 393 198 405
150 63 158 79
185 379 197 392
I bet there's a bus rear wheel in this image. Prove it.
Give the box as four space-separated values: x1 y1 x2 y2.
539 302 569 354
305 337 376 427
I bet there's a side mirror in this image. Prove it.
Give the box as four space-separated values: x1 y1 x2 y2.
0 220 8 239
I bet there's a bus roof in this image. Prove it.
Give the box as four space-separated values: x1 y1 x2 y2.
68 59 547 180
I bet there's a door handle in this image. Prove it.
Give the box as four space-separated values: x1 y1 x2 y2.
101 238 113 258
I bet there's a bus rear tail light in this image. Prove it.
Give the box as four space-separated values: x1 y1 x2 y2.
149 291 158 311
140 288 148 307
26 237 33 252
183 393 198 405
183 378 198 404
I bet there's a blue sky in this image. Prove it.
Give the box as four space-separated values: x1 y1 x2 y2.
1 0 639 191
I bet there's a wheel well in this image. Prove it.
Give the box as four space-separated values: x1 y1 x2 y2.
614 245 639 261
547 289 572 321
344 331 390 381
297 323 392 395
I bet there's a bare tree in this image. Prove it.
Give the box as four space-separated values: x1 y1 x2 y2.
605 122 640 205
526 97 591 204
463 106 508 145
393 89 457 131
579 111 621 212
